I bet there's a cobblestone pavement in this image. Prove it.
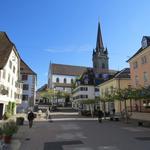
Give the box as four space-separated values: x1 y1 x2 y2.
9 117 150 150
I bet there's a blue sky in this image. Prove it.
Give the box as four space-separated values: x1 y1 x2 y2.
1 0 150 88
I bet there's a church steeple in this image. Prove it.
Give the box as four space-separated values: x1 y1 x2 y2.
96 22 104 52
92 21 109 74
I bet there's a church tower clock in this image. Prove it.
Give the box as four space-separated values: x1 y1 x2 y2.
92 22 109 74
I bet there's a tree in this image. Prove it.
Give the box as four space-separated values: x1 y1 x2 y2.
39 89 55 104
99 94 114 120
40 89 70 106
79 99 99 117
111 88 131 123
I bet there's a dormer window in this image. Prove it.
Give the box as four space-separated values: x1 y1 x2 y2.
142 37 147 49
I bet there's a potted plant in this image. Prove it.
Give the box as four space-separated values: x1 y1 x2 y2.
16 117 24 125
3 120 18 143
0 126 3 140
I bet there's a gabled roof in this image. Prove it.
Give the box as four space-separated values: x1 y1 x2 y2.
20 59 37 75
127 47 144 62
127 36 150 62
114 68 130 79
0 32 19 69
36 84 47 92
99 68 130 86
51 63 88 76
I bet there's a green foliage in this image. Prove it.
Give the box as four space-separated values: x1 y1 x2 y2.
0 126 3 135
5 101 16 117
3 112 11 120
3 120 18 136
71 80 76 90
40 89 70 100
79 99 99 104
103 86 150 102
11 102 16 115
40 89 55 100
7 101 12 114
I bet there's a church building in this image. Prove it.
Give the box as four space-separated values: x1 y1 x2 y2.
47 22 116 106
93 22 109 74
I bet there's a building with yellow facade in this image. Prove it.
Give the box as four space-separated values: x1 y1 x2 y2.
99 68 131 113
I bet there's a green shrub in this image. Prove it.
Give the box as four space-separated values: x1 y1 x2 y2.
12 102 16 115
0 126 3 135
3 112 11 120
3 120 18 136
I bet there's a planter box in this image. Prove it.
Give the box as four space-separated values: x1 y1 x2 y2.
16 117 24 125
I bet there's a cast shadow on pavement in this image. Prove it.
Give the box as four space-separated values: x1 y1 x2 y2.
44 140 83 150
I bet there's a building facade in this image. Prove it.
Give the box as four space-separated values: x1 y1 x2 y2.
0 32 22 119
17 59 37 112
48 22 116 107
72 22 116 111
48 63 87 105
99 68 131 113
72 84 99 110
127 36 150 88
127 36 150 113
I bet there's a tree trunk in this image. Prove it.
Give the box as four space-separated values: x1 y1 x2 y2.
130 99 132 112
120 100 122 112
90 104 93 118
103 101 106 120
124 99 128 123
139 99 142 112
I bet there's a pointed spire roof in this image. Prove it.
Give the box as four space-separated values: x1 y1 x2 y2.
96 22 104 51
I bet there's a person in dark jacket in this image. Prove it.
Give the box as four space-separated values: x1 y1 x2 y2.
98 110 103 123
28 111 35 128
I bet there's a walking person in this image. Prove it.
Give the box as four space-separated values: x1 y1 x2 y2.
112 108 116 116
28 110 35 128
46 109 50 120
98 109 103 123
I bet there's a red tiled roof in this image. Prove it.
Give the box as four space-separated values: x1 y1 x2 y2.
51 63 88 76
20 59 36 75
0 32 18 69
